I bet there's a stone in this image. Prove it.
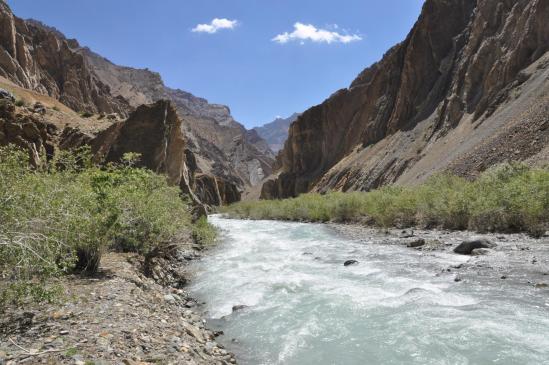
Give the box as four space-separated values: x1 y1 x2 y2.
535 283 548 289
407 239 425 248
231 305 248 312
454 239 496 255
344 260 359 266
471 248 491 256
163 294 176 303
0 88 15 102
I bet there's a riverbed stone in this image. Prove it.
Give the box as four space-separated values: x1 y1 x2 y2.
454 239 496 255
407 239 425 248
232 305 248 312
344 260 359 266
471 248 491 256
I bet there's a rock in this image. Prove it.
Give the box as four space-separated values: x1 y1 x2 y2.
231 305 248 312
182 322 205 344
164 294 176 303
454 275 462 282
32 101 46 115
454 239 496 255
501 275 507 279
471 248 491 256
407 239 425 248
344 260 359 266
535 283 548 289
0 88 15 102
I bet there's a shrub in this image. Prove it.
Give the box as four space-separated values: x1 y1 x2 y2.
0 145 209 308
222 163 549 235
80 111 93 118
14 98 26 107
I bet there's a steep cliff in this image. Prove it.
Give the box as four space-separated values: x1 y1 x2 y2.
263 0 549 199
0 2 129 116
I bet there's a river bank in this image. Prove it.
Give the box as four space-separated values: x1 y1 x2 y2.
0 239 237 365
189 216 549 365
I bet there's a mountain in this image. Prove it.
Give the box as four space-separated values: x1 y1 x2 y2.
0 0 274 204
254 113 300 153
77 47 275 189
261 0 549 199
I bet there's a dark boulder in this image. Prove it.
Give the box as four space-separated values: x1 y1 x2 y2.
344 260 359 267
232 305 248 312
0 88 15 103
454 239 496 255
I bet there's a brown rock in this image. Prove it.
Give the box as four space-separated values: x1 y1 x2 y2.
262 0 549 199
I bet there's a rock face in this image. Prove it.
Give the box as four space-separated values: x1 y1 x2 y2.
0 1 274 204
0 3 129 116
78 47 275 190
262 0 549 199
254 113 300 153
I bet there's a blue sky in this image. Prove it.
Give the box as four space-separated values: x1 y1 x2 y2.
7 0 424 128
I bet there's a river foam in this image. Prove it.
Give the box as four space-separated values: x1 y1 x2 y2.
190 216 549 365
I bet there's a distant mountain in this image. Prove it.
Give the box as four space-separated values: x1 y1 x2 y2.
254 113 300 153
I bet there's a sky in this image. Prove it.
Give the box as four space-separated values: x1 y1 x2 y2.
7 0 424 128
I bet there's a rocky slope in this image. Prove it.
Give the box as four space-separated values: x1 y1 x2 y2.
254 113 300 153
0 1 273 204
262 0 549 199
0 2 129 116
79 47 275 190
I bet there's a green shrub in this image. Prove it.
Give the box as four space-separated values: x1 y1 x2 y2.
14 98 26 107
0 145 206 308
192 216 218 246
80 111 93 118
222 163 549 236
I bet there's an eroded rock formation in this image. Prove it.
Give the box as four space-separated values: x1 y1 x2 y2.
0 2 129 116
263 0 549 199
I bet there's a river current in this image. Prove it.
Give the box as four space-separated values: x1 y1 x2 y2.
189 216 549 365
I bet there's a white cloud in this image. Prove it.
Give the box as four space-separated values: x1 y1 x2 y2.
273 23 362 44
192 18 238 34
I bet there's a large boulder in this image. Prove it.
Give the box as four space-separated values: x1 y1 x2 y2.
454 239 496 255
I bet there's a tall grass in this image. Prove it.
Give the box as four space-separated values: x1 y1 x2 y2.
222 163 549 237
0 146 216 308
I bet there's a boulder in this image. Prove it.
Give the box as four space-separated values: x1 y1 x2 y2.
344 260 359 267
454 239 496 255
0 88 15 102
471 248 491 256
231 305 248 312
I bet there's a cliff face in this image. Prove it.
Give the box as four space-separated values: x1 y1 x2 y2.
0 1 273 204
79 47 275 189
0 2 129 116
254 113 300 153
263 0 549 199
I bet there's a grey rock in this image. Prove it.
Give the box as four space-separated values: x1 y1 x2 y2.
471 248 491 256
232 305 248 312
407 239 425 248
454 239 496 255
344 260 359 266
0 88 15 102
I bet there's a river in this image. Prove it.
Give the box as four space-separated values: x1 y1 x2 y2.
189 216 549 365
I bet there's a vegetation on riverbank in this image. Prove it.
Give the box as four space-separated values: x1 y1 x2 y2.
0 146 216 308
223 163 549 237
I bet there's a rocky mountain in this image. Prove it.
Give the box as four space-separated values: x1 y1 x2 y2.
0 0 274 204
262 0 549 199
78 47 275 189
254 113 300 153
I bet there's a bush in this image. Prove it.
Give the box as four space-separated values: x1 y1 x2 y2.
80 111 93 118
222 163 549 236
0 145 211 308
14 98 26 107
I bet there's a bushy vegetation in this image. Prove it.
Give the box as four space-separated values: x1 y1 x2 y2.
0 146 216 308
223 163 549 237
